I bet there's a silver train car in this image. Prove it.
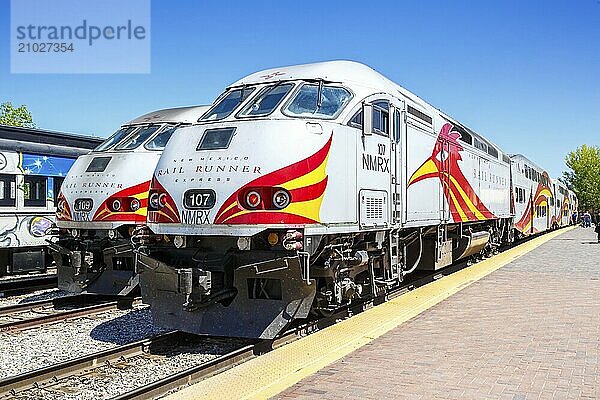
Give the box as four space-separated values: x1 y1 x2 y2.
63 61 574 339
0 125 101 276
510 154 578 236
52 105 209 295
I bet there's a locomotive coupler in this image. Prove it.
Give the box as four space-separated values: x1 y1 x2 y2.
179 268 212 310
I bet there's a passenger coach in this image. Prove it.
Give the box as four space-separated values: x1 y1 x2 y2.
0 125 101 276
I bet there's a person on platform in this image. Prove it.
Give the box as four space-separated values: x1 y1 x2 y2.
595 221 600 243
583 211 591 228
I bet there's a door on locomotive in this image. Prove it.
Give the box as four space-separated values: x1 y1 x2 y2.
356 97 394 229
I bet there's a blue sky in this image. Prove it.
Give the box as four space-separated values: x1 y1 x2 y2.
1 0 598 178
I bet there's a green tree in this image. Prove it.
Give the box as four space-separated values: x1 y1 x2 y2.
562 144 600 211
0 102 35 128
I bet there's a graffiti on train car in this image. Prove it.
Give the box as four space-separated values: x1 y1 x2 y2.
0 215 53 247
19 153 75 176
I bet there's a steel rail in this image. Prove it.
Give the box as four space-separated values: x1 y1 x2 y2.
0 331 182 397
0 294 124 317
0 275 57 297
0 296 138 332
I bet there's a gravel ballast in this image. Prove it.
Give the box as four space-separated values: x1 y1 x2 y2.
0 306 166 379
0 288 71 308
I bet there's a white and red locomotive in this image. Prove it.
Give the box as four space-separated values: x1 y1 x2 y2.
52 105 208 295
51 61 573 338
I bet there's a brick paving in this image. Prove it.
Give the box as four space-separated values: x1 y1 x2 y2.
274 228 600 400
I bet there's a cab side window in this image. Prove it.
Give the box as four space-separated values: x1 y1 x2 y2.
347 100 389 135
372 100 389 136
348 109 363 129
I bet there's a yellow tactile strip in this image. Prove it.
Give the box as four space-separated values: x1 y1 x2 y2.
167 227 574 400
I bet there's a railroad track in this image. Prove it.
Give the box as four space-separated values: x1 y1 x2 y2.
0 294 138 332
0 331 253 400
0 274 57 297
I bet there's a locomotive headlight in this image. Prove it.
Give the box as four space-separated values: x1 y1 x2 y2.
267 232 279 246
111 199 122 212
70 229 79 238
149 192 160 209
173 235 186 249
245 191 261 209
130 198 140 211
158 193 168 208
237 236 251 251
107 229 117 240
272 189 291 209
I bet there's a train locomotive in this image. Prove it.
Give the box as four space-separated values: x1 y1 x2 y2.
51 105 209 295
127 60 578 340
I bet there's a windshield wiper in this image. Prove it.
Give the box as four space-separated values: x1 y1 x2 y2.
317 79 324 109
240 85 249 104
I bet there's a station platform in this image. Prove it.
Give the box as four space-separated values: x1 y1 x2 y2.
168 226 600 400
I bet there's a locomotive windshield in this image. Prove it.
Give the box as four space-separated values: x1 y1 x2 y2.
115 124 162 150
237 83 294 117
115 125 173 150
201 87 256 121
93 126 137 152
284 83 352 119
145 125 178 150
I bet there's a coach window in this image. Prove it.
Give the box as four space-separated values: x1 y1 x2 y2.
372 101 389 136
0 174 16 207
518 188 522 203
24 175 47 207
53 177 65 206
